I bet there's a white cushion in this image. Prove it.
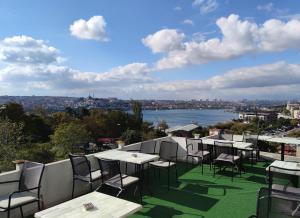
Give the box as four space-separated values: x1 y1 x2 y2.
215 153 239 163
91 170 102 181
105 174 139 188
150 160 175 168
0 192 38 208
188 150 209 157
272 184 300 195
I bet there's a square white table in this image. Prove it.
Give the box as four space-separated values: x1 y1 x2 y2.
266 137 300 161
94 150 159 192
34 192 142 218
201 138 253 150
267 160 300 176
94 149 159 165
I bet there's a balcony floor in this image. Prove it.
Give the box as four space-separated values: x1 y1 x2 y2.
129 161 268 218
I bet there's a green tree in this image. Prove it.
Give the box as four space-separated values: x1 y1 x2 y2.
121 129 142 144
51 112 77 129
0 103 25 122
130 101 143 130
157 120 169 131
0 119 24 172
51 122 90 158
17 143 55 164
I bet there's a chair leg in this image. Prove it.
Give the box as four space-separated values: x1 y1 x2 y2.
167 167 170 190
213 163 215 177
138 183 143 204
90 182 93 192
37 200 41 211
71 179 75 198
201 158 204 174
20 206 24 218
7 209 10 218
158 168 161 180
186 156 188 170
175 165 178 181
232 165 234 181
116 188 123 197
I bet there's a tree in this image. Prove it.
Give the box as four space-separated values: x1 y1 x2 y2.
23 114 53 143
130 101 143 130
157 120 168 131
51 122 90 158
0 119 24 172
51 112 77 129
0 103 25 122
121 129 142 145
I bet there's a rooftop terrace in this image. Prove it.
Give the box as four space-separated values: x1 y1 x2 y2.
0 135 293 218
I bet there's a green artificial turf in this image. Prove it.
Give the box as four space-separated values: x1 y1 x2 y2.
129 162 269 218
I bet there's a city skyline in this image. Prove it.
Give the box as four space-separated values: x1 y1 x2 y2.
0 0 300 100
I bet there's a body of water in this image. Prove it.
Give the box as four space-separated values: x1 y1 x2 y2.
142 109 238 127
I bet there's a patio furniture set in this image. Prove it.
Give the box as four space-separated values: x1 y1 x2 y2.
1 133 300 218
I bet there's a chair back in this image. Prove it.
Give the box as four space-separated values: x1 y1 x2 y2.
69 154 91 179
214 141 236 161
186 138 203 155
159 141 178 162
254 187 300 217
19 161 45 192
98 159 122 186
140 140 156 154
253 187 269 218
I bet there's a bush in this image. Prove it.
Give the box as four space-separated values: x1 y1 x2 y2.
51 122 90 157
17 143 55 164
121 129 142 145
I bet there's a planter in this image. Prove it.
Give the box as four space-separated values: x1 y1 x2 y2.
193 134 200 139
13 160 26 171
116 141 125 149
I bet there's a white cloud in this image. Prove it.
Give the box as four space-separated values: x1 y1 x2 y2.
0 35 62 64
142 29 185 53
174 6 182 11
257 3 274 12
0 35 152 96
139 62 300 99
193 0 218 14
69 16 108 41
182 19 194 25
148 14 300 70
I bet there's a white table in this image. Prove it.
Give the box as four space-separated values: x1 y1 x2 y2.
258 135 274 141
266 137 300 161
35 192 142 218
94 149 159 165
267 160 300 176
201 138 253 150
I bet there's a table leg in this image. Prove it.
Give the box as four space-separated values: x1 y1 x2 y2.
281 143 285 161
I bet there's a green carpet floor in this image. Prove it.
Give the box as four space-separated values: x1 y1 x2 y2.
129 162 269 218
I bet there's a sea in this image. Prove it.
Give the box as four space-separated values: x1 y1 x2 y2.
142 109 238 127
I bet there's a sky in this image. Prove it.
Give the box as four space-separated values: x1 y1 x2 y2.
0 0 300 100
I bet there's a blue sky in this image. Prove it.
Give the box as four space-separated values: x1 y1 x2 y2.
0 0 300 99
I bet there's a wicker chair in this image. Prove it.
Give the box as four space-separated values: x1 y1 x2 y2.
0 161 45 218
186 138 210 174
69 154 102 198
213 141 241 180
150 141 178 190
97 158 141 203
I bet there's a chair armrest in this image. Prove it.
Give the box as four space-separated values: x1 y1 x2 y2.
0 180 19 185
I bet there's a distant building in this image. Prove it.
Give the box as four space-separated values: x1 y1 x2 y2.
282 102 300 119
238 112 271 123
